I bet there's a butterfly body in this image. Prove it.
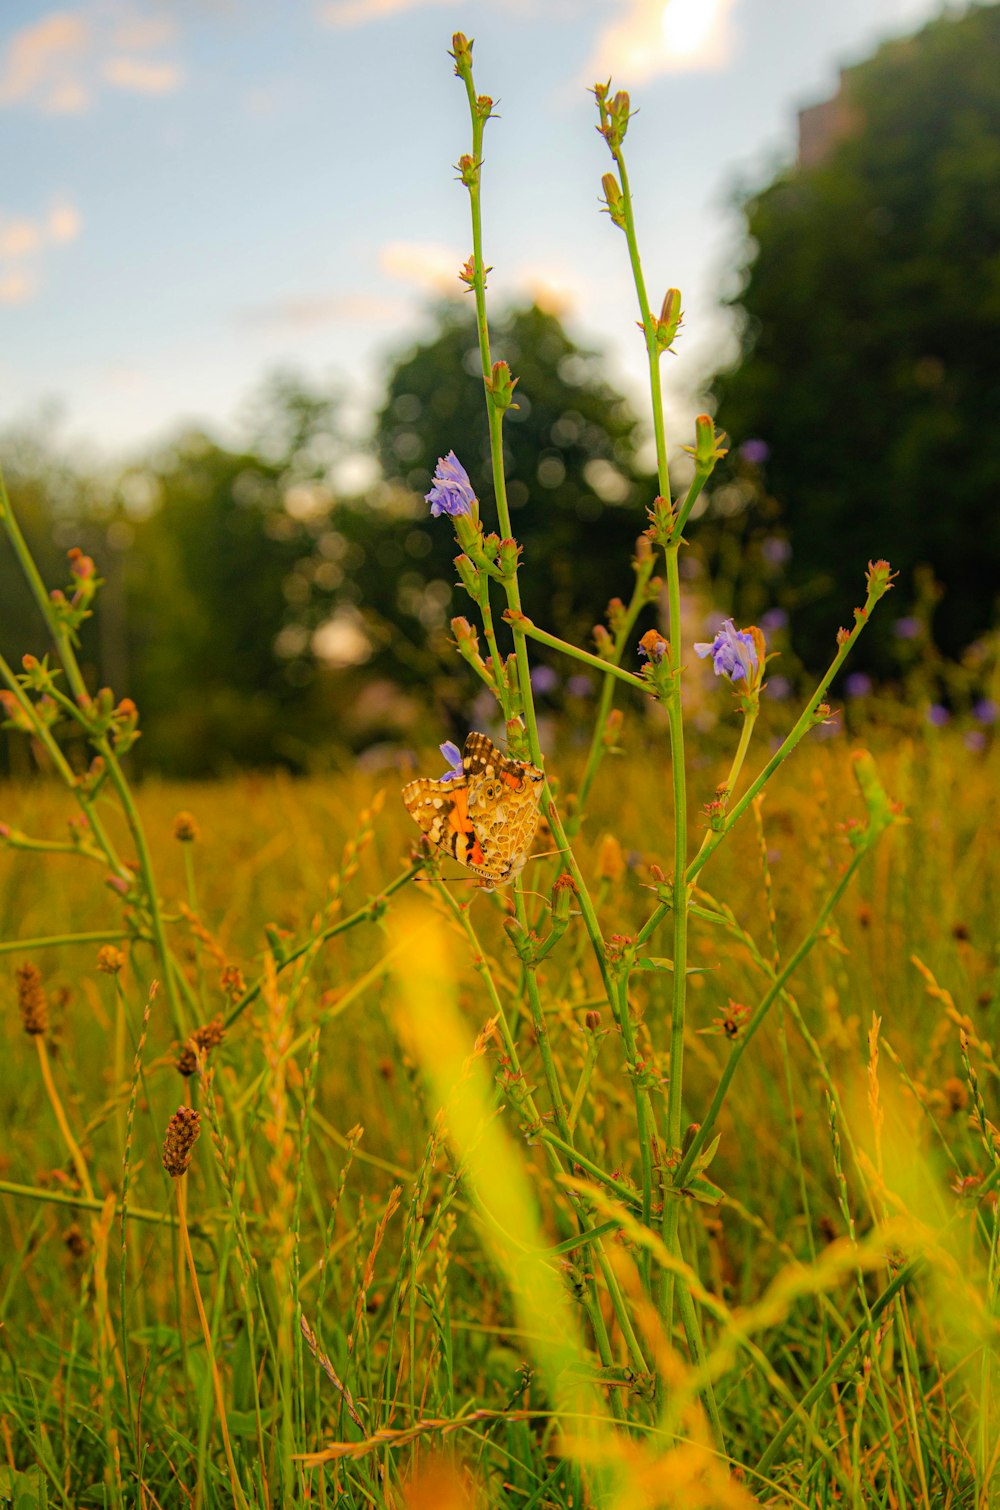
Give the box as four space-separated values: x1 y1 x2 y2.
402 732 544 889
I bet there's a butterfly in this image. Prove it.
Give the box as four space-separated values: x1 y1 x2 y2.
402 731 545 889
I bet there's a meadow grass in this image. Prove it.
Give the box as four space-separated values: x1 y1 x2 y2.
3 29 1000 1508
1 729 997 1506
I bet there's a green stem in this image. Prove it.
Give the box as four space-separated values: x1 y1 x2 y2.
636 584 885 949
225 862 421 1026
504 611 651 694
674 837 877 1191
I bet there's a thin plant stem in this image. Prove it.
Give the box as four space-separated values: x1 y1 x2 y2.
176 1178 248 1510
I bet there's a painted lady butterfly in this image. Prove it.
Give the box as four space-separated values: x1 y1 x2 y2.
402 732 545 889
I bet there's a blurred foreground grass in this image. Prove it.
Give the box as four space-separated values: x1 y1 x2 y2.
1 727 997 1506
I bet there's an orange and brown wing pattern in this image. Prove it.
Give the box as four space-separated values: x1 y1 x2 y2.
401 776 485 871
402 733 545 887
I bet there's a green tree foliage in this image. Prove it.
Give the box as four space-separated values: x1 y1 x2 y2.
373 301 650 657
710 2 1000 668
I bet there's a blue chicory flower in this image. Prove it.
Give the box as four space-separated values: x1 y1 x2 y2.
926 703 951 727
973 697 998 725
740 438 770 466
437 740 464 781
694 619 759 682
893 616 920 641
426 451 476 518
844 671 873 699
530 664 559 696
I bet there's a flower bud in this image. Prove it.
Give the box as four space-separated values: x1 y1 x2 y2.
551 871 576 923
865 559 897 602
450 32 474 77
487 360 519 413
97 945 125 974
584 1009 602 1033
654 288 683 352
451 615 481 655
454 553 481 597
645 494 675 546
497 538 522 577
606 597 626 634
601 90 631 150
690 414 728 474
637 628 668 665
457 153 478 188
458 256 476 288
592 624 613 658
602 172 626 228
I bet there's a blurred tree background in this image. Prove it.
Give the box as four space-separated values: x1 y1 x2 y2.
709 1 1000 672
3 4 999 775
1 305 653 774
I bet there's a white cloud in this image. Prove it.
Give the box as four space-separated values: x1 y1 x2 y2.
585 0 738 86
0 5 184 114
101 55 183 93
317 0 455 29
378 240 465 298
48 201 81 242
0 270 36 305
0 199 82 303
238 290 410 330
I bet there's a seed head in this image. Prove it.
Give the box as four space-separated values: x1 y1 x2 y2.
16 962 49 1036
97 945 125 975
162 1106 201 1177
173 811 200 843
176 1015 226 1078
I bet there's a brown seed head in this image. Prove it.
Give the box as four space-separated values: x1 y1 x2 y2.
16 962 49 1036
175 1015 226 1078
173 811 200 843
943 1076 968 1115
97 945 126 975
597 834 626 884
162 1106 201 1177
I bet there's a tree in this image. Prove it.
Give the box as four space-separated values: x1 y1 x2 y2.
709 2 1000 669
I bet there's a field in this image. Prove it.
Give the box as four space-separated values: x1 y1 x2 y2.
1 727 997 1507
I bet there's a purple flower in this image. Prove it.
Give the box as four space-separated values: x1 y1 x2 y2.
759 607 788 633
426 452 476 518
437 740 464 781
965 730 987 753
567 674 593 698
973 698 998 725
740 438 770 465
926 704 951 728
893 616 920 641
694 619 759 683
766 674 792 701
761 536 791 566
844 672 873 699
530 665 559 696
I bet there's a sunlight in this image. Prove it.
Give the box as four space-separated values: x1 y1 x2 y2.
661 0 721 58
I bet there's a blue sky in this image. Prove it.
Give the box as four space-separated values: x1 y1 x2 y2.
1 0 949 462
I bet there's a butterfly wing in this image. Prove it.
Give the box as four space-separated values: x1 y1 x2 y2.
402 734 545 888
401 775 492 874
462 733 545 881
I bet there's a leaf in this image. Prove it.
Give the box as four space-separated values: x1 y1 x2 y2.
635 957 714 975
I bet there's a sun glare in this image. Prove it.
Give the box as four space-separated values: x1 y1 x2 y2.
661 0 721 58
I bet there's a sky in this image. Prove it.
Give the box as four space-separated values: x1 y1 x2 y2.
0 0 953 465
